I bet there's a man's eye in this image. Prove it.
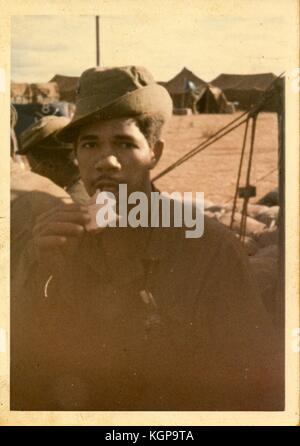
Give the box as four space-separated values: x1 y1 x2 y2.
80 142 97 149
117 141 136 149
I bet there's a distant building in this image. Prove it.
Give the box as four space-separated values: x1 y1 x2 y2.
210 72 282 111
163 67 207 109
163 67 233 113
11 82 59 104
49 74 79 103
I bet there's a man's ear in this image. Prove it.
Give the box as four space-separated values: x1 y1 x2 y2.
150 139 164 169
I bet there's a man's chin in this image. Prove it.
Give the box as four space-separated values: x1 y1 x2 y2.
100 188 120 199
88 188 120 204
89 186 118 196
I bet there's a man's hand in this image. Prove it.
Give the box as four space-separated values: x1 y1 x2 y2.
32 203 91 267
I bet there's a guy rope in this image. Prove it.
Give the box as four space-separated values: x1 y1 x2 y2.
153 72 285 241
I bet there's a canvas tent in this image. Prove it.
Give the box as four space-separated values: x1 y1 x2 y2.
31 82 60 103
210 73 280 111
195 84 234 114
11 83 33 104
49 74 79 103
164 67 207 109
164 67 233 113
11 82 59 104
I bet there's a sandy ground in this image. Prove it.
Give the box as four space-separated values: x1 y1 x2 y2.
152 112 278 205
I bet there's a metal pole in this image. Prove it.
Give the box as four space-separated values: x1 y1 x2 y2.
96 16 100 66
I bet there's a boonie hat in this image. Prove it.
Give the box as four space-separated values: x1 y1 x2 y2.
18 115 72 154
58 66 173 142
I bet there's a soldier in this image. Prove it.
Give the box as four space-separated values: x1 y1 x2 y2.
11 105 72 251
10 104 26 168
18 115 89 204
11 66 283 411
11 114 74 405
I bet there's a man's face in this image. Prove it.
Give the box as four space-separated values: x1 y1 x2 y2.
76 117 162 197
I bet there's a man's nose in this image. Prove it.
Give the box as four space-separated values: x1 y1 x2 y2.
94 155 122 172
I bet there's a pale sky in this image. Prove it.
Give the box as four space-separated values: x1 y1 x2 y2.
11 7 296 84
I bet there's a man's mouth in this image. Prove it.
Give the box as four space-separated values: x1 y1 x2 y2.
93 178 120 193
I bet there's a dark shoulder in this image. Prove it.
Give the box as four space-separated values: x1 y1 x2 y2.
11 165 71 210
11 164 70 199
11 165 72 241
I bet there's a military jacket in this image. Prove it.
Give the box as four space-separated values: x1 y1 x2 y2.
11 208 284 411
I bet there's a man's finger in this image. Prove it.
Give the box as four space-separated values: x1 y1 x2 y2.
35 235 68 249
34 222 86 237
35 203 89 224
33 212 90 236
50 211 91 224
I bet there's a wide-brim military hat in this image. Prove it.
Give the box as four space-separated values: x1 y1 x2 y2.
58 66 173 142
18 115 73 154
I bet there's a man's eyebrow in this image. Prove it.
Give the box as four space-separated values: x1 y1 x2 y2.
113 134 137 142
77 134 99 143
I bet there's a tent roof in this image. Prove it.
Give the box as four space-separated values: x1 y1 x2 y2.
164 67 206 94
196 84 224 100
210 73 277 91
49 74 79 92
11 82 59 103
11 82 30 96
31 82 59 101
31 82 59 92
49 74 80 102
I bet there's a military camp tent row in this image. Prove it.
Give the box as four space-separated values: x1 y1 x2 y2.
11 67 280 116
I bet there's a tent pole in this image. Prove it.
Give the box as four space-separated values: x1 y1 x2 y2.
96 16 100 66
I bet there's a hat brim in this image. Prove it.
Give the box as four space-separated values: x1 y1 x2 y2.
57 83 173 143
18 116 71 154
17 132 74 154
